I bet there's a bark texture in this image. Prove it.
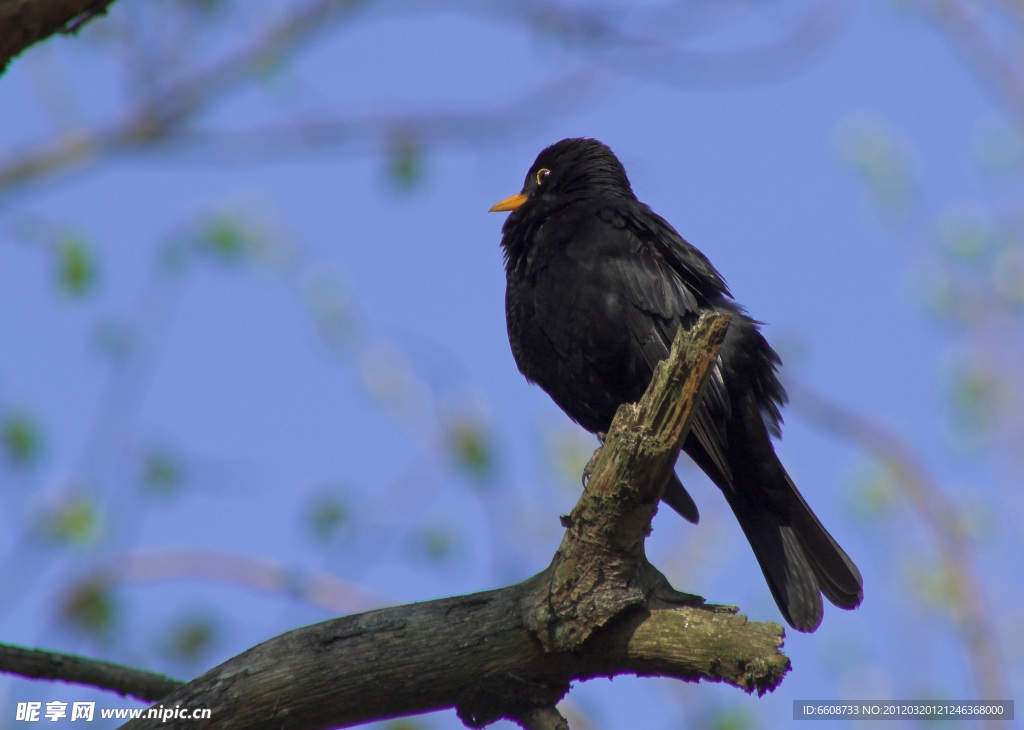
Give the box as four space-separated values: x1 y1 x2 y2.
121 312 790 730
0 642 181 701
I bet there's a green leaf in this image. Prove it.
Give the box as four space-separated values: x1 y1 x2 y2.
418 525 457 563
40 495 99 545
710 708 755 730
305 490 349 543
61 580 117 639
162 615 218 663
199 216 252 264
448 420 495 484
387 133 424 189
948 362 1000 436
56 235 98 296
142 450 184 495
2 413 42 467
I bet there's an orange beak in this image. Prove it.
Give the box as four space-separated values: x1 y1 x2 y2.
488 193 528 213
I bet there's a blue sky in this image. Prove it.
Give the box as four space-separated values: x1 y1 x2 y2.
1 2 1020 728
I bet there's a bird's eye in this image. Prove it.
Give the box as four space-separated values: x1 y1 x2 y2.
535 168 551 186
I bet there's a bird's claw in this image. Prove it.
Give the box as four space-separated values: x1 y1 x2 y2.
581 439 605 487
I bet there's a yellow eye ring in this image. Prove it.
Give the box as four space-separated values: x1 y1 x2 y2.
535 168 551 186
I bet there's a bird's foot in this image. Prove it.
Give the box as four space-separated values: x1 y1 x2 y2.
581 437 606 487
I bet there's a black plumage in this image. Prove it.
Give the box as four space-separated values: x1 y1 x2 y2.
490 137 862 632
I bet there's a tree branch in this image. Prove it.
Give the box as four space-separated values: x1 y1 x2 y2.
115 311 789 730
78 547 388 614
0 0 366 197
0 642 181 702
927 0 1024 130
0 0 118 76
790 383 1006 701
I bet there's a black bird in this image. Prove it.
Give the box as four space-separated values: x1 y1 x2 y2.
490 138 862 632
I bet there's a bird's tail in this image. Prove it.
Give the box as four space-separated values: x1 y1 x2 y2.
663 471 700 524
723 459 863 632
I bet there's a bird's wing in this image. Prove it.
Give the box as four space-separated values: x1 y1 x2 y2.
603 204 736 485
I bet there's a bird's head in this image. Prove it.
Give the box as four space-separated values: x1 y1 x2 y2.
489 138 634 214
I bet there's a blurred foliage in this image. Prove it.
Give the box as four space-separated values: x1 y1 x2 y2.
835 85 1020 700
302 266 358 352
904 558 964 619
709 707 756 730
161 614 219 664
918 200 1024 326
198 215 256 265
416 524 458 564
194 205 298 272
0 0 1020 724
946 359 1001 440
39 494 99 545
937 203 996 263
360 343 417 406
846 464 899 521
55 234 98 296
388 132 424 190
836 111 917 226
446 418 495 485
60 580 118 641
305 489 349 543
840 106 1024 459
1 412 42 467
141 450 185 496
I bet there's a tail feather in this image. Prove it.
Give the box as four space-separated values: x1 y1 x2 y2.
662 472 699 524
790 489 863 609
673 316 861 631
729 501 825 631
685 413 864 632
725 468 863 632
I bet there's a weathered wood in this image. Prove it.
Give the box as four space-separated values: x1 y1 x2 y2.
0 642 181 702
122 312 790 730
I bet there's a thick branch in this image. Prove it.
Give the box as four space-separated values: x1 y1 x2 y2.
123 579 783 730
119 312 788 730
0 0 117 75
0 642 181 702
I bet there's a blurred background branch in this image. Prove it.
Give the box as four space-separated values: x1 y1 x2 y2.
791 384 1005 701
